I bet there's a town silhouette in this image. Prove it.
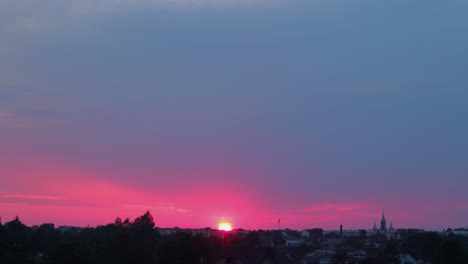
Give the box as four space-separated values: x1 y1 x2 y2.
0 211 467 264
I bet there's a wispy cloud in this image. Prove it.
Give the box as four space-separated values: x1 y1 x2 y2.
123 203 192 214
0 111 10 119
1 194 69 201
0 111 32 127
302 203 370 212
122 204 155 209
175 208 191 213
0 0 280 35
452 204 468 210
153 204 193 214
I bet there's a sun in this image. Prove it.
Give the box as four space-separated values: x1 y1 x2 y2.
218 222 233 231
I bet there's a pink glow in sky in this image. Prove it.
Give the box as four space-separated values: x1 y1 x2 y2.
1 0 468 230
0 144 462 230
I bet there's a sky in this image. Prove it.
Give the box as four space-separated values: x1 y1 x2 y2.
1 0 467 230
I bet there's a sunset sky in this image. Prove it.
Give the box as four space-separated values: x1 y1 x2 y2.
1 0 467 230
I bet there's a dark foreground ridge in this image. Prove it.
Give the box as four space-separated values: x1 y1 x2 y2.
0 211 467 264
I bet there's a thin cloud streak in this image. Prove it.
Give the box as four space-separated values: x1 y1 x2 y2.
0 111 32 127
123 204 192 214
1 194 69 201
303 203 370 212
0 0 282 34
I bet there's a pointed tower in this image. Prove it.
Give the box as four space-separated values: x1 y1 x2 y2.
389 221 394 232
380 211 387 232
373 221 378 231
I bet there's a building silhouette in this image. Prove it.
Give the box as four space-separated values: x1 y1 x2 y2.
372 211 395 235
380 211 387 232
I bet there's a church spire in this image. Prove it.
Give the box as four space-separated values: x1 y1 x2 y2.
380 210 387 231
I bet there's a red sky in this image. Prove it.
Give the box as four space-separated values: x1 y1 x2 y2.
0 143 463 230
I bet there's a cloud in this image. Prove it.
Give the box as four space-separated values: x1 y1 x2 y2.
1 194 69 201
0 111 32 127
175 208 191 213
123 203 192 214
0 0 280 35
152 204 193 214
452 204 468 210
0 111 10 119
302 203 370 212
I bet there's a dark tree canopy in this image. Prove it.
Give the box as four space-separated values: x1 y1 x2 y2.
0 214 467 264
434 238 467 264
132 211 155 229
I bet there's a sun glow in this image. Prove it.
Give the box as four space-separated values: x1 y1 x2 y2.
218 222 233 231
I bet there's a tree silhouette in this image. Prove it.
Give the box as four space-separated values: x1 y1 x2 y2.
122 218 131 228
1 216 33 264
6 216 27 233
132 211 155 229
433 238 467 264
403 231 441 259
114 217 123 227
4 212 463 264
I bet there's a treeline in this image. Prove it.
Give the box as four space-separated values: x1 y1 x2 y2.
0 211 223 264
400 230 468 264
1 212 467 264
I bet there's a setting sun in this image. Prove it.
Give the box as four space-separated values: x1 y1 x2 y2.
218 222 233 231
